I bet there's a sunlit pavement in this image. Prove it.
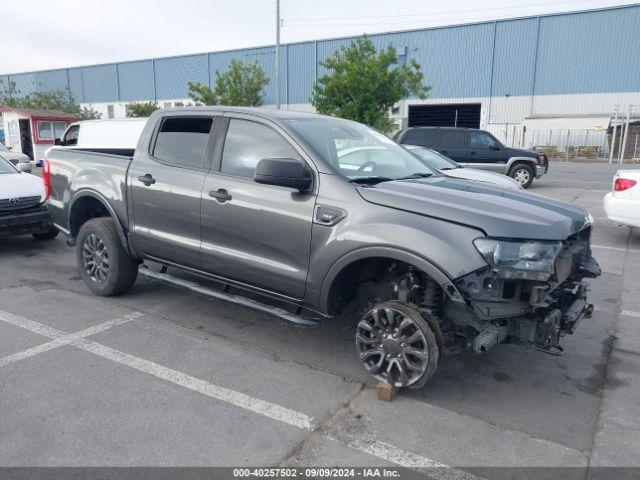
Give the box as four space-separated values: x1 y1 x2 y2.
1 162 639 477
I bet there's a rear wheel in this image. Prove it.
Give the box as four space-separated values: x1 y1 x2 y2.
509 163 534 188
76 218 138 296
356 301 439 389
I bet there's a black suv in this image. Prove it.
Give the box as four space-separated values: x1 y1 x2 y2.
395 127 548 188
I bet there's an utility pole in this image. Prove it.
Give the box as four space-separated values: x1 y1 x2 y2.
275 0 281 110
609 104 619 164
619 104 632 164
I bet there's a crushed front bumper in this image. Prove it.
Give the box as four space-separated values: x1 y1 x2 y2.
0 205 54 238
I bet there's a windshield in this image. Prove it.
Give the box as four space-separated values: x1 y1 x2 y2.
0 157 18 174
409 147 459 170
285 117 437 182
0 143 9 152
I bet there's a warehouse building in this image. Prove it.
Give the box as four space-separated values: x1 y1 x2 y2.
1 4 639 150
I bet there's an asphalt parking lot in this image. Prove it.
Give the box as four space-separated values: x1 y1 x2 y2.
1 162 639 478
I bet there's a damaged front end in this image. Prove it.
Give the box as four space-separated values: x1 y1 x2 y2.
452 226 601 355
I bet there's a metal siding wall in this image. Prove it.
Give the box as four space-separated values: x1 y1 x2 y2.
9 73 36 97
68 68 84 103
0 75 9 94
287 43 315 104
34 69 69 93
491 18 538 97
154 54 208 100
534 6 640 95
118 60 155 101
81 64 118 102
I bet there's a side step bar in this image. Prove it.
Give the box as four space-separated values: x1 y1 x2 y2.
138 265 321 328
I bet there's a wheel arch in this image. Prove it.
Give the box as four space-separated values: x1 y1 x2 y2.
506 156 537 173
68 191 129 252
319 246 462 315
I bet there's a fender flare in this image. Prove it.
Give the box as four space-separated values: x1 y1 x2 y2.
506 156 538 173
319 246 464 314
68 190 130 252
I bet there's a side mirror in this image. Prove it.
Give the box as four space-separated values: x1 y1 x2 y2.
16 163 31 173
54 138 62 146
254 158 312 191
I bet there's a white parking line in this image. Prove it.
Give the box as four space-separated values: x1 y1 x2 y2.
0 308 483 480
621 310 640 318
591 245 626 252
0 313 139 368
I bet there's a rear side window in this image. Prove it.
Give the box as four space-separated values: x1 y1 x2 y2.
402 129 440 147
153 117 213 169
221 119 301 178
440 130 466 148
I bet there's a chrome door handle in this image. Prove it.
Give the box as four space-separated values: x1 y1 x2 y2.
138 174 156 186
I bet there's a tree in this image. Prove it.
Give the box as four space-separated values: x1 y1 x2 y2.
311 37 430 132
188 59 269 107
0 79 101 120
127 101 159 117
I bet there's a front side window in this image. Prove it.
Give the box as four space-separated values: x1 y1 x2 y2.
221 119 301 178
153 117 213 169
63 125 79 146
469 130 499 150
0 157 17 174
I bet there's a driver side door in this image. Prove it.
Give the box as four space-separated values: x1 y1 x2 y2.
466 130 505 172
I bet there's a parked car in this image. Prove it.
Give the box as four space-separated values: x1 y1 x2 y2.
0 141 32 173
46 107 600 389
0 156 58 240
603 169 640 228
395 126 549 188
405 145 523 190
56 118 148 154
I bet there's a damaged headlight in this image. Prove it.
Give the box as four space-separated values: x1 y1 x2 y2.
473 238 563 281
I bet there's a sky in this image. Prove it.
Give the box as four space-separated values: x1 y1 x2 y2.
1 0 636 74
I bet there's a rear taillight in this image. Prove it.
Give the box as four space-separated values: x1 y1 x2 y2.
614 178 637 192
43 157 51 200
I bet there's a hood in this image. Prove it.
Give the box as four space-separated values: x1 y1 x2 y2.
444 168 522 190
0 172 45 201
0 152 30 163
504 147 541 158
357 176 590 240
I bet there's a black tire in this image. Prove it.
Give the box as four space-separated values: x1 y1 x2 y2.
76 218 138 296
32 227 59 241
356 300 439 389
509 163 535 188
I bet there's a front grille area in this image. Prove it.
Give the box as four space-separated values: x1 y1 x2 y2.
0 196 42 212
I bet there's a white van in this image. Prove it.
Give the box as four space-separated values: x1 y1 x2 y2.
57 118 148 153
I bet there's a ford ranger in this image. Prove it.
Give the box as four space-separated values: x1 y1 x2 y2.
45 108 600 389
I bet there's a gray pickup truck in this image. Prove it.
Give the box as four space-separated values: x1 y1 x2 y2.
45 107 600 389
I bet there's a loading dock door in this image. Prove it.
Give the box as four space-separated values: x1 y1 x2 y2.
408 103 481 129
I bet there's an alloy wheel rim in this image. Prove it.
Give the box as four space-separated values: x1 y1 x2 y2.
356 306 429 387
514 168 531 185
82 234 110 283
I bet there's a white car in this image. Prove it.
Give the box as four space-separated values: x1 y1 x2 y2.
406 146 524 190
603 169 640 228
0 157 58 240
57 118 148 152
0 142 32 172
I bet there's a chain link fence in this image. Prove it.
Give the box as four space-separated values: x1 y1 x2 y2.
495 123 640 163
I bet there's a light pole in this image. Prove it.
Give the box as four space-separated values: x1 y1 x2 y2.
275 0 281 109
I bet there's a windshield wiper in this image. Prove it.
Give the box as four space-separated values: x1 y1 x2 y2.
396 172 434 180
349 176 394 185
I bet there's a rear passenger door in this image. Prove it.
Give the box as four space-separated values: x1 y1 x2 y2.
437 129 468 163
129 115 215 268
200 115 317 299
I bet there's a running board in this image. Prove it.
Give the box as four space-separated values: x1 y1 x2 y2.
138 265 321 328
